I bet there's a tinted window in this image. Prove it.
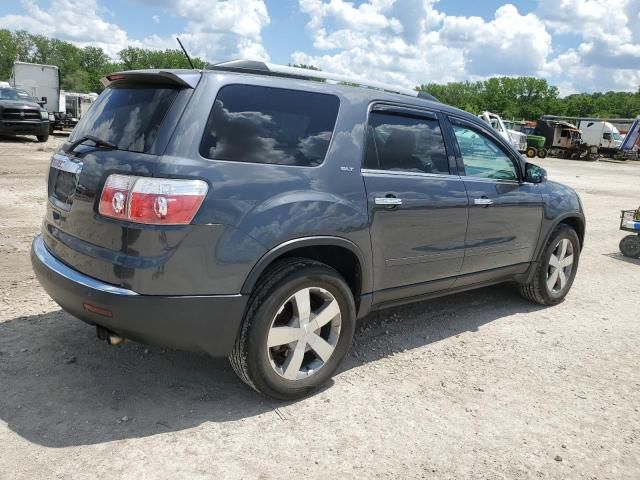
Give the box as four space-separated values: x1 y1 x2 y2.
451 123 518 181
70 85 179 153
364 111 450 174
200 85 340 167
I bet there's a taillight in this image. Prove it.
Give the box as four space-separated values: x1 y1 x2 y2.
98 175 208 225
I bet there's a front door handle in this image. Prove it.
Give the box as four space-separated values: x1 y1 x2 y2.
474 198 493 206
375 197 403 206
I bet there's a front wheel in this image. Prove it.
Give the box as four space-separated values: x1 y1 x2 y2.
36 134 49 143
620 235 640 258
519 225 580 305
230 258 356 400
526 147 537 158
538 148 547 159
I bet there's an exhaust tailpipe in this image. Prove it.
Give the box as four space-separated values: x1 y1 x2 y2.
96 326 126 345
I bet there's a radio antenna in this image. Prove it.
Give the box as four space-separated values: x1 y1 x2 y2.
176 37 195 69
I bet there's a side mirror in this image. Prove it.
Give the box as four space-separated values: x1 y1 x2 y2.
525 162 547 183
37 100 47 107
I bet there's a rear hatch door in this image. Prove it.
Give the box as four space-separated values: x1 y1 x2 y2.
43 71 198 286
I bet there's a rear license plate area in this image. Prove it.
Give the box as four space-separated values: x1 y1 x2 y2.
48 153 82 211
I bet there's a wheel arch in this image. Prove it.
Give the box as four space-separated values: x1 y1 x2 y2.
520 213 585 285
558 215 585 250
241 236 372 304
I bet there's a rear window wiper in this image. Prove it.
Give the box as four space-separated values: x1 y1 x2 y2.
67 135 118 153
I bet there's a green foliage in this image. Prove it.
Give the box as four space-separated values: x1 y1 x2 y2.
118 47 206 71
418 77 640 120
0 29 205 94
289 63 321 71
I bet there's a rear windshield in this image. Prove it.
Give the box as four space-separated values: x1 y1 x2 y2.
200 84 340 167
70 85 179 153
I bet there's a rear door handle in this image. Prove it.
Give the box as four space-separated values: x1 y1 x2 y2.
375 197 403 206
474 198 493 206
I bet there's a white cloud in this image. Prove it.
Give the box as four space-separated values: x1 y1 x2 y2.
293 0 640 94
152 15 160 24
537 0 640 70
133 0 271 61
294 0 551 89
0 0 131 57
0 0 270 62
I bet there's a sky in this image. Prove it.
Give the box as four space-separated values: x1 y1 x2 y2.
1 0 639 96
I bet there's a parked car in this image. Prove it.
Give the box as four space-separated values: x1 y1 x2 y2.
0 86 50 142
31 62 586 399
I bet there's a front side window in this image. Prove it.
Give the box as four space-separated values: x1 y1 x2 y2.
364 111 450 174
451 123 518 181
200 85 340 167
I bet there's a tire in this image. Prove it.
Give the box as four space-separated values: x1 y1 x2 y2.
619 235 640 259
36 134 49 143
519 225 580 305
526 147 537 158
538 148 547 159
230 258 356 400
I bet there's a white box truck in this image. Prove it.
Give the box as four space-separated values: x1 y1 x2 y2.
9 61 81 132
10 61 59 114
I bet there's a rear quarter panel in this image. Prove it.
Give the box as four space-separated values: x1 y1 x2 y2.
158 73 373 294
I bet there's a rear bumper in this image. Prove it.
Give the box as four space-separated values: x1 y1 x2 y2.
31 235 247 357
0 120 49 136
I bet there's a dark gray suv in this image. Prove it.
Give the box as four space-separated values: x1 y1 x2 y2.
31 62 585 399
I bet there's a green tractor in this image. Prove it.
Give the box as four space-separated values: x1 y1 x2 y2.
504 120 547 158
525 135 547 159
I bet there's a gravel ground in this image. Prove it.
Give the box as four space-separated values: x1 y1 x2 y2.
0 134 639 479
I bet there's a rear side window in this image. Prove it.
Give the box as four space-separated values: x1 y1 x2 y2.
364 111 450 174
200 85 340 167
70 85 179 153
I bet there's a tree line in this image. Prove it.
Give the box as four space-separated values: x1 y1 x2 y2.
2 29 639 120
0 29 205 94
418 78 640 120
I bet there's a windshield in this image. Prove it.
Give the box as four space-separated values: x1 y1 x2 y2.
613 132 623 141
70 85 179 153
0 88 35 102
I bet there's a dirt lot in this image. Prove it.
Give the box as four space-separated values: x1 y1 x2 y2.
0 134 639 479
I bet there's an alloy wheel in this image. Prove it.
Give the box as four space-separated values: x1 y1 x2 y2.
547 238 574 294
267 287 342 380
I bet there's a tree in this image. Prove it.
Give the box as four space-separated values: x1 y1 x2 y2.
118 47 205 70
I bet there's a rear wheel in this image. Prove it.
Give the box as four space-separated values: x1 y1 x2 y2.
230 258 356 400
520 225 580 305
619 235 640 258
36 134 49 143
526 147 537 158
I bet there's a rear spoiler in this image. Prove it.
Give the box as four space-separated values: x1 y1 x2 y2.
101 70 201 89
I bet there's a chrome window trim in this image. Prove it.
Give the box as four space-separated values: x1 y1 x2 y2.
361 168 462 181
460 175 521 185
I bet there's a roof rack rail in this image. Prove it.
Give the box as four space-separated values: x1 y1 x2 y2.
206 60 438 102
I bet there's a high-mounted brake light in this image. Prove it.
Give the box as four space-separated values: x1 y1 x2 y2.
98 175 208 225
